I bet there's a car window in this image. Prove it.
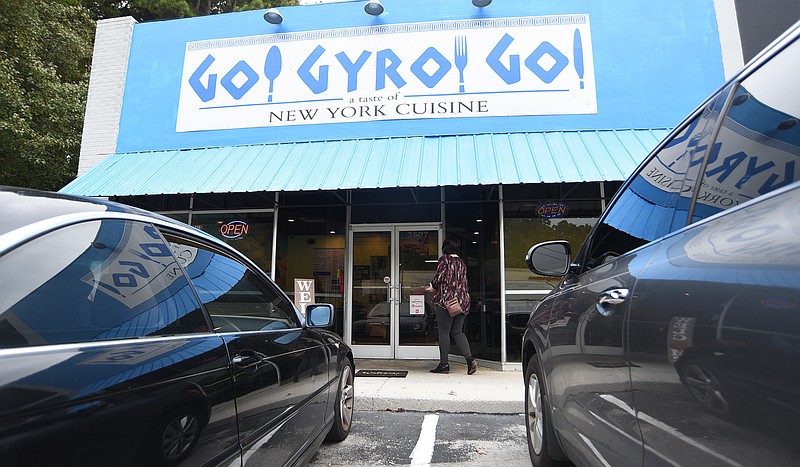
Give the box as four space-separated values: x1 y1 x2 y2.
690 38 800 223
163 234 300 332
581 90 728 270
0 220 209 348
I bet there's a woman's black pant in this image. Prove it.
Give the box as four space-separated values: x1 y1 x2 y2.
434 305 473 364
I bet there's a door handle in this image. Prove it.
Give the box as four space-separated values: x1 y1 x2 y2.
595 288 629 317
384 276 392 304
231 352 261 367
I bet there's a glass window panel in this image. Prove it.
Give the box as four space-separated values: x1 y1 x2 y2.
445 200 501 361
191 212 274 274
350 232 392 346
351 188 440 223
398 229 439 347
164 235 299 333
276 205 346 337
112 194 191 212
0 220 208 348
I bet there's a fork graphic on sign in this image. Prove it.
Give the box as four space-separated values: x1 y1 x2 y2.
454 35 468 93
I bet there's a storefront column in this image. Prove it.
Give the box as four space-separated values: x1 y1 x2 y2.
440 187 446 228
600 182 607 211
498 185 507 367
344 192 353 346
271 192 279 282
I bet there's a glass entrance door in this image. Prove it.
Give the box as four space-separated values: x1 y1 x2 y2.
349 224 441 359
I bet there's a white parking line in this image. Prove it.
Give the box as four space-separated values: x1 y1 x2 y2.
409 413 439 466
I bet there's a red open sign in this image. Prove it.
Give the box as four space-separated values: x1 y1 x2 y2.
537 203 568 218
220 220 249 239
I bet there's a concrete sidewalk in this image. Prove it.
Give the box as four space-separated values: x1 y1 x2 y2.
353 359 524 414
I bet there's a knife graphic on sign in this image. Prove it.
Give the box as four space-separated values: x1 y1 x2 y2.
573 29 584 90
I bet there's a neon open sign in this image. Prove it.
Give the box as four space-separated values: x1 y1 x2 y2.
537 202 568 218
220 220 249 239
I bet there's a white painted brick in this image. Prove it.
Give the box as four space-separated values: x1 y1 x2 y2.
78 17 137 176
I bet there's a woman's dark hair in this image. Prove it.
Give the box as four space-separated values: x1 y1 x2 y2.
442 236 461 255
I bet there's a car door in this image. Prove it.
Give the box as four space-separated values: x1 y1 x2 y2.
535 89 729 466
627 36 800 466
0 218 240 467
162 231 331 466
627 187 800 467
534 239 652 467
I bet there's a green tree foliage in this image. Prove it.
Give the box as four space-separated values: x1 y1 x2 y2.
234 0 300 14
0 0 95 190
76 0 299 21
77 0 193 21
0 0 299 190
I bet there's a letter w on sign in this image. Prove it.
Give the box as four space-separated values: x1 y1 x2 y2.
294 279 315 316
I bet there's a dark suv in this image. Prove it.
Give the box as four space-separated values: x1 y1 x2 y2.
0 188 354 467
521 21 800 467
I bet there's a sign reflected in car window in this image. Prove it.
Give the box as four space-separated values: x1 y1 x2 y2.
602 90 728 245
0 220 207 348
582 92 727 270
691 39 800 222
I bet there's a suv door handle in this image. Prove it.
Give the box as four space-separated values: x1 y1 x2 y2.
595 288 629 317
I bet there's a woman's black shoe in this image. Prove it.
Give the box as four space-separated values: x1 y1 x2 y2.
466 356 477 375
430 363 450 374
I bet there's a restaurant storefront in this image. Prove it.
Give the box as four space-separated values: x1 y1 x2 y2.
63 0 737 368
110 180 619 366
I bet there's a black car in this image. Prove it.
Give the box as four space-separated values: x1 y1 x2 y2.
0 187 354 467
521 20 800 467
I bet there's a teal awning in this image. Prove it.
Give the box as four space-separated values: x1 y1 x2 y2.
61 130 669 197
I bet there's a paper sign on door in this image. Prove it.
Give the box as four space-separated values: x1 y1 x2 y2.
409 295 425 315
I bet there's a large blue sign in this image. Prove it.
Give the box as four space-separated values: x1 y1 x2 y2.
114 0 725 153
176 16 596 131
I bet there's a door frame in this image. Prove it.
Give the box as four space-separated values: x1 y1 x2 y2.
346 223 442 359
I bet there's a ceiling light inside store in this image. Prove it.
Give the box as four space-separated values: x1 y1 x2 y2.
263 8 283 24
472 0 492 7
364 0 384 15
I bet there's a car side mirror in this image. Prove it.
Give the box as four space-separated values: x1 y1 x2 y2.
306 304 334 328
525 241 572 276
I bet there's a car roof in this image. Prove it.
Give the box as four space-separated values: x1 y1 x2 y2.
0 186 268 278
0 186 192 237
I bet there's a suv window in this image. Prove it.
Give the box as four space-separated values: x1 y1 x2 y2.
0 220 209 348
582 90 729 270
163 234 300 332
691 38 800 222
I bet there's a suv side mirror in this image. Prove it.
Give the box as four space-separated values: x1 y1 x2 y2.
526 241 572 276
306 304 334 328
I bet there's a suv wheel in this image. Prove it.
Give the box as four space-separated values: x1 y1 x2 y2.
525 355 562 467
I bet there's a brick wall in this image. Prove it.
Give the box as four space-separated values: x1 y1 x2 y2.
78 17 136 176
